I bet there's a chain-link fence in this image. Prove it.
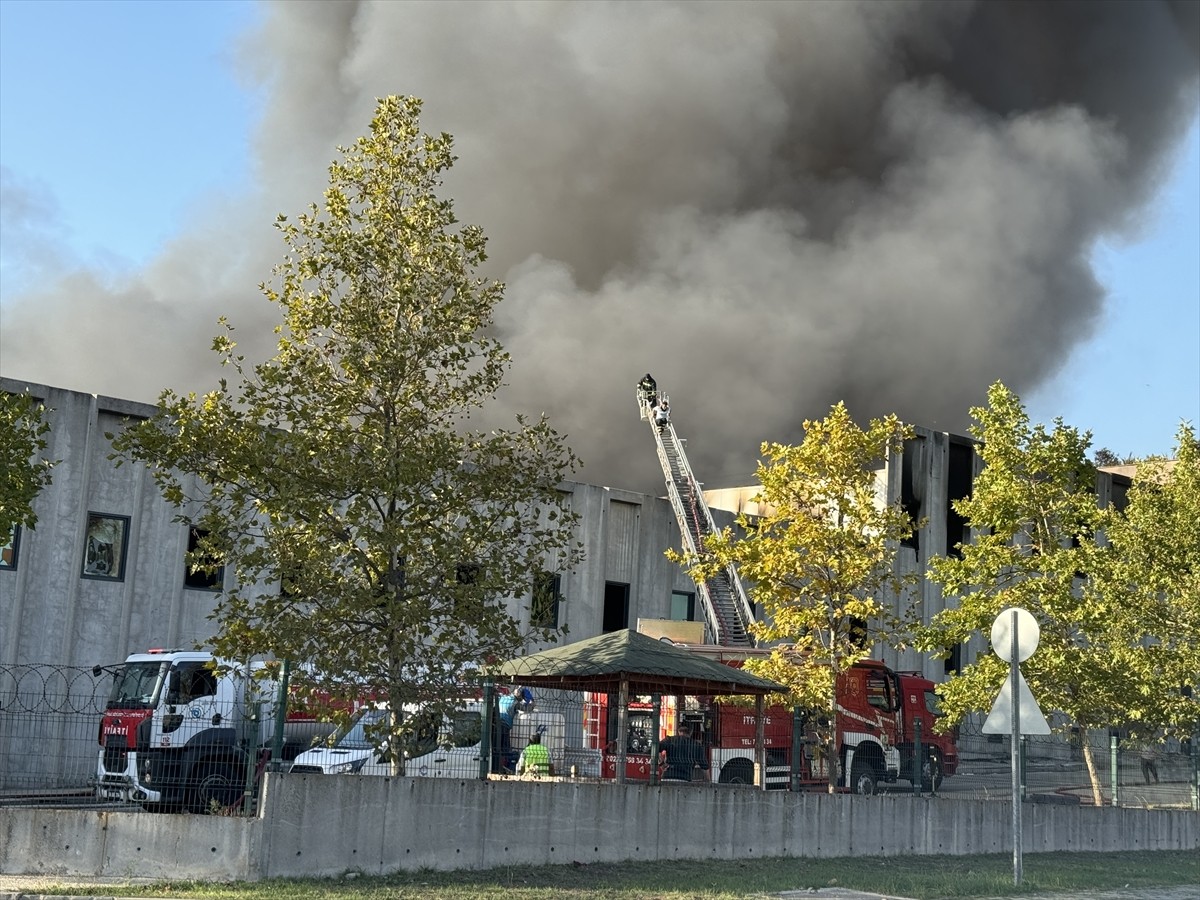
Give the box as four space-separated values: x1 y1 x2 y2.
3 661 1197 813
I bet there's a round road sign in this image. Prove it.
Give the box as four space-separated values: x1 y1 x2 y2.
990 607 1039 664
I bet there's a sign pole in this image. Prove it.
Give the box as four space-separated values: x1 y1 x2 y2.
1010 609 1022 886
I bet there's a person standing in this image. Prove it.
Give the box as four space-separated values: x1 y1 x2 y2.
659 722 708 781
493 686 533 773
638 373 658 409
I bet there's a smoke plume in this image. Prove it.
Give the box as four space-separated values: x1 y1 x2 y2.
2 0 1197 491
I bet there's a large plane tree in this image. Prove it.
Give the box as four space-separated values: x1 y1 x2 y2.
112 97 583 766
675 403 917 788
919 383 1198 805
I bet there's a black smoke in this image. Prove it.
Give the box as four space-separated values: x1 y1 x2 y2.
2 1 1197 492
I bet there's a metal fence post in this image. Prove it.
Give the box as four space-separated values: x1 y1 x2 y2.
271 659 291 765
243 700 260 816
1191 733 1198 812
479 678 494 780
913 718 922 797
649 694 661 786
1110 733 1119 808
791 707 803 792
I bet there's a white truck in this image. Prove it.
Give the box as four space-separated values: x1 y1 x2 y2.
289 702 566 778
95 649 327 812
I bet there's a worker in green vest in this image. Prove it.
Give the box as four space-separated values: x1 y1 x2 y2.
517 730 552 776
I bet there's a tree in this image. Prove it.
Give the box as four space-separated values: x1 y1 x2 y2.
1090 425 1200 744
917 382 1185 805
673 402 915 787
111 96 583 767
1093 447 1138 467
0 389 55 539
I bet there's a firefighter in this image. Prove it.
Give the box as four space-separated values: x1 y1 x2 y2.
638 373 658 408
659 723 708 781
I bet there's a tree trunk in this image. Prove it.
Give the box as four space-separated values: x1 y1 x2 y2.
1079 726 1104 807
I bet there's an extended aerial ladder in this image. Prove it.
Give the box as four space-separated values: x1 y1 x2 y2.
637 385 756 647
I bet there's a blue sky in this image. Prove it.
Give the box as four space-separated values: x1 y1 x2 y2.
1 0 1197 462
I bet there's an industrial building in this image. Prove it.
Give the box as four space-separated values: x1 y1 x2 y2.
1 376 1135 677
2 377 1137 788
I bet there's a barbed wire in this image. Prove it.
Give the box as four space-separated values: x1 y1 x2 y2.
0 664 108 715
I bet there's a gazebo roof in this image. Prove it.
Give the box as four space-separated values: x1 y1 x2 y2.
489 629 784 696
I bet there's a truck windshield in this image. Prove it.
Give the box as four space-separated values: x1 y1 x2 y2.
924 689 945 717
107 661 168 710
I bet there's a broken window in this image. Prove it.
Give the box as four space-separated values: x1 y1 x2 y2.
531 571 562 629
900 439 925 552
0 525 19 570
81 513 130 581
183 526 224 591
945 440 974 559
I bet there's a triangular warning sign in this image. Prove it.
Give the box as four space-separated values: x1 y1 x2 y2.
982 667 1051 734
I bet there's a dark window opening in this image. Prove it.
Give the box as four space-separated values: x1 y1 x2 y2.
1110 476 1131 515
900 439 924 552
453 563 483 615
602 581 629 632
531 571 562 629
944 643 963 677
670 590 695 621
846 616 868 649
946 440 974 559
183 527 224 591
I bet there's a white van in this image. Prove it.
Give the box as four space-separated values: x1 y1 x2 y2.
289 703 565 779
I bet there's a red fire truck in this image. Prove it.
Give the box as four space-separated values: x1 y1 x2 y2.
584 657 958 793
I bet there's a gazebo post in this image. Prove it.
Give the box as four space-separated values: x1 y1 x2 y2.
617 677 630 784
755 694 766 790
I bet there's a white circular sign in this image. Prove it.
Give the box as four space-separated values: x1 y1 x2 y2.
990 607 1039 664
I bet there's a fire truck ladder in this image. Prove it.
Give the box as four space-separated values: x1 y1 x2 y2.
638 388 756 647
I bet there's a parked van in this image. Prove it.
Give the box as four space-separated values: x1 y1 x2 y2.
289 702 565 778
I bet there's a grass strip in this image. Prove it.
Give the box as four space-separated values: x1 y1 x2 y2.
39 849 1198 899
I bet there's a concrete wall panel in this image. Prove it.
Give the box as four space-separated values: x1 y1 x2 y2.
1 776 1196 881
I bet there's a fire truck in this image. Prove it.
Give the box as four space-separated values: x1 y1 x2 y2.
584 655 957 793
627 382 958 792
95 649 328 812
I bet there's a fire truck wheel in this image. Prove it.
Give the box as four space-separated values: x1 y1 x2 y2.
718 758 755 785
921 754 943 792
850 758 878 795
192 762 241 813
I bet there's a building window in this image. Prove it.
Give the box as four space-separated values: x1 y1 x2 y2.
1 525 19 570
602 581 629 633
454 563 483 615
81 513 130 581
183 526 224 591
531 571 562 628
900 438 924 552
946 440 974 558
670 590 695 621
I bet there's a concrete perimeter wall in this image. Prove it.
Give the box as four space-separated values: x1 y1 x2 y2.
2 775 1196 881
